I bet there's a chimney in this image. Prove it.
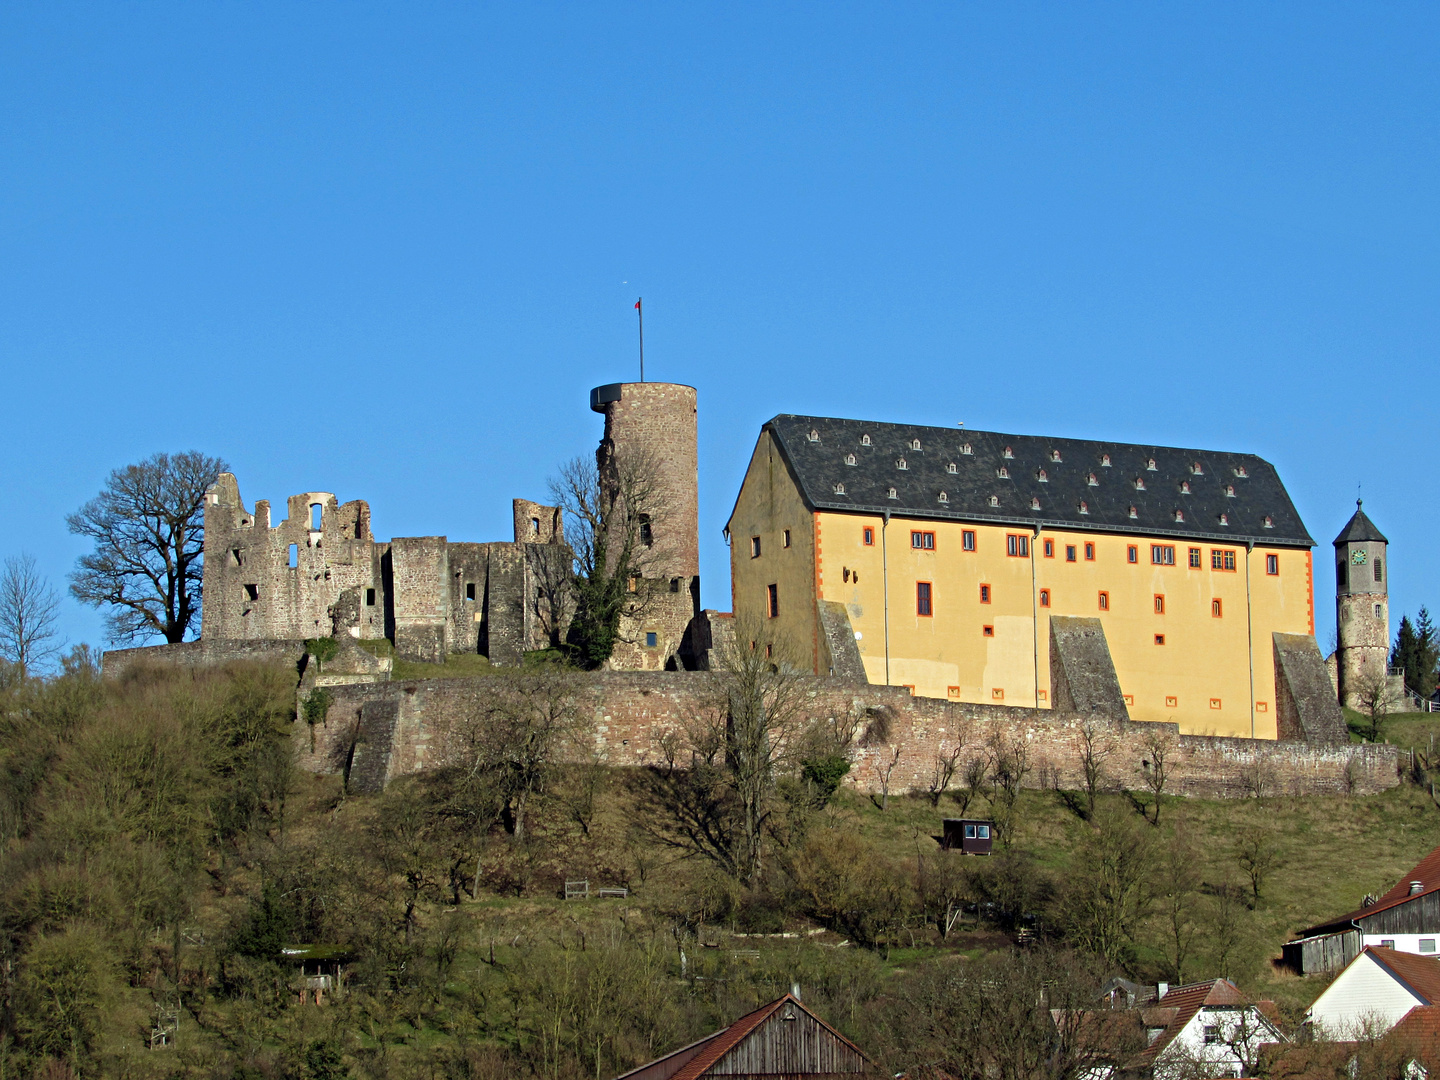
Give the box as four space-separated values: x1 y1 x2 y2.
1411 881 1425 895
791 981 802 1002
1157 982 1169 1000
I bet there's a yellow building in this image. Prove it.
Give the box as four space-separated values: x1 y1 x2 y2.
725 416 1319 738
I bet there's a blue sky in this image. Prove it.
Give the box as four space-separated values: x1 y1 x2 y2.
2 3 1437 656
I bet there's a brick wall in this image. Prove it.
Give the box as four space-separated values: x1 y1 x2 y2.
301 671 1398 799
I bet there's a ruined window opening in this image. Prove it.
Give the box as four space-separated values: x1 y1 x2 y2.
244 584 259 601
646 632 658 648
355 522 363 538
531 517 540 535
639 515 653 547
310 504 322 530
465 583 476 601
670 578 681 592
366 588 376 606
288 543 298 568
231 548 242 567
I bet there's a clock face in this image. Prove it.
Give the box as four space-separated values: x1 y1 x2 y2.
1352 550 1368 565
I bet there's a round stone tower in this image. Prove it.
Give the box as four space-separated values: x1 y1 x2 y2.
589 382 699 579
1334 500 1390 708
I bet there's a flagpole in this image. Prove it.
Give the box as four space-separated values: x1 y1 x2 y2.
636 297 645 382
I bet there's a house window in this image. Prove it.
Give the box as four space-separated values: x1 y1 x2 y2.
917 582 932 617
1382 939 1396 949
640 515 653 546
1154 594 1165 614
1189 547 1202 568
947 686 961 698
1098 591 1109 611
1212 549 1237 571
980 583 991 603
1155 634 1166 645
1066 545 1077 562
1422 940 1437 953
1210 698 1222 709
783 529 791 548
645 632 658 648
991 687 1004 699
983 625 994 637
465 583 476 601
1152 545 1176 566
864 527 875 546
912 531 936 550
1085 543 1095 561
1006 534 1030 557
751 536 761 558
1165 695 1178 708
1128 545 1138 564
1203 1025 1220 1046
1044 539 1054 558
1212 599 1223 618
1375 603 1383 618
963 530 976 551
365 588 376 606
964 824 977 838
1376 558 1384 583
767 584 778 618
1039 589 1051 607
1266 554 1279 575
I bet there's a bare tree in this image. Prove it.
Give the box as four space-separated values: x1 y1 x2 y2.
636 618 818 886
869 745 903 810
1233 823 1282 908
986 732 1030 849
952 754 988 818
1154 827 1202 984
67 451 226 644
925 744 964 807
0 554 62 674
549 447 668 667
1060 804 1155 968
1139 728 1173 825
1076 720 1112 819
1353 668 1397 743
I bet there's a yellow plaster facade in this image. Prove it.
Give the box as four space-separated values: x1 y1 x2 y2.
729 433 1316 739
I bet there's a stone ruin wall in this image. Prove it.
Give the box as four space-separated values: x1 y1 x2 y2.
299 672 1399 798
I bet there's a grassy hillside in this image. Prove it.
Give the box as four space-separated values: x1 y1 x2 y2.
2 660 1436 1079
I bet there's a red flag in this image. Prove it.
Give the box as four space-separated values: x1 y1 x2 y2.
635 299 641 310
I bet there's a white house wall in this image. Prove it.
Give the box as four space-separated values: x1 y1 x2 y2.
1362 933 1440 958
1308 953 1428 1038
1155 1007 1278 1080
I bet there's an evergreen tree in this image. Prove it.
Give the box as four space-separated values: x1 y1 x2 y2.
1393 615 1418 686
1393 608 1440 699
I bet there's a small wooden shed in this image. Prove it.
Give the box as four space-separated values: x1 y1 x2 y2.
942 818 994 855
612 993 872 1080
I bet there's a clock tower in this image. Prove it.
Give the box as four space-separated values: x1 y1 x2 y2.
1333 500 1390 709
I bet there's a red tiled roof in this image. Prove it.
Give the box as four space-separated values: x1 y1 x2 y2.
1366 948 1440 1006
1391 1004 1440 1060
1306 844 1440 932
612 994 870 1080
1141 979 1247 1061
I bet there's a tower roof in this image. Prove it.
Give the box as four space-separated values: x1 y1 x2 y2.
1333 501 1388 547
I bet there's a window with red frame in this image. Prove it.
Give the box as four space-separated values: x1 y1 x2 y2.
917 582 933 616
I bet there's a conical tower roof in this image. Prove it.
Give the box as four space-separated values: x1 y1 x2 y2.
1333 500 1388 546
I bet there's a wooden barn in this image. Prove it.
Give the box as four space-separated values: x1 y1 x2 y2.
1285 845 1440 974
612 993 873 1080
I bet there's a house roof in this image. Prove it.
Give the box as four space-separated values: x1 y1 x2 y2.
1063 979 1268 1070
611 994 871 1080
1389 1004 1440 1061
1298 844 1440 937
1333 500 1389 546
754 415 1314 547
1366 948 1440 1006
1139 979 1249 1062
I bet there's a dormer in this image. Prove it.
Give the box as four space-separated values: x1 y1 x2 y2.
1002 446 1014 459
844 454 857 466
997 466 1010 479
1100 453 1112 467
961 443 973 455
1036 468 1048 483
808 429 820 443
896 458 908 470
1049 449 1062 462
860 433 871 446
1134 477 1146 491
1234 465 1249 478
1146 458 1158 471
909 438 922 451
1087 473 1099 486
946 462 958 474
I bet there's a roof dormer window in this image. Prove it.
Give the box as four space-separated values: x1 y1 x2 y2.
961 443 973 455
1180 481 1191 494
1146 458 1157 471
1174 510 1185 522
844 453 857 466
1263 516 1274 529
947 462 958 474
860 434 871 446
909 438 922 451
808 430 820 442
1191 462 1204 475
938 491 949 503
833 482 845 495
1078 501 1089 515
1030 497 1041 510
896 458 908 470
997 466 1010 479
1101 453 1111 467
1003 446 1014 459
988 495 999 507
1219 513 1229 526
1129 506 1138 519
1134 477 1146 490
1050 449 1062 462
887 487 898 500
1234 465 1249 478
1226 485 1235 497
1087 473 1099 486
1036 468 1048 482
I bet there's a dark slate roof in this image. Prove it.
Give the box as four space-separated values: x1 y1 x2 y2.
1333 501 1388 547
759 415 1315 547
